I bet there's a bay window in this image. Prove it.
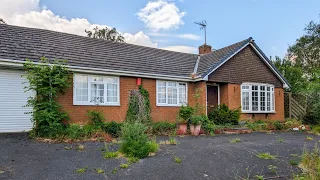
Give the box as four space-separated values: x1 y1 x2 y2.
241 83 275 113
156 80 187 106
74 74 119 105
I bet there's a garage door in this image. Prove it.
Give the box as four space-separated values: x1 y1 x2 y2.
0 69 34 133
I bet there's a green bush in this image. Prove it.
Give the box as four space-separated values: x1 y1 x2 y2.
208 104 240 125
120 123 154 159
66 124 83 139
87 110 105 127
190 115 207 125
103 121 122 137
273 121 284 130
151 122 176 135
311 126 320 135
179 105 194 123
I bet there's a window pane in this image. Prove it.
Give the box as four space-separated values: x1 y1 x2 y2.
251 86 259 111
260 91 265 111
91 83 104 104
179 83 186 104
168 86 177 104
75 75 88 102
157 82 166 104
242 91 249 110
266 92 271 111
242 85 249 89
271 88 274 111
107 82 118 103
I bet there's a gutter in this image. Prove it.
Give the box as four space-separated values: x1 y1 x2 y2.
0 58 204 82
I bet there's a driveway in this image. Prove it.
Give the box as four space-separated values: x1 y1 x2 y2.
0 132 319 180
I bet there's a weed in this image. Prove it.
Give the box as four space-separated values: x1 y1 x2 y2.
76 144 85 151
289 159 299 166
174 156 182 163
112 168 118 174
103 151 119 159
128 157 139 164
254 175 264 180
306 136 313 141
276 136 284 143
291 154 299 157
268 165 278 174
147 140 159 153
159 137 178 145
94 168 104 174
64 146 72 150
229 137 241 144
298 144 320 179
256 153 277 160
120 163 129 169
76 167 87 174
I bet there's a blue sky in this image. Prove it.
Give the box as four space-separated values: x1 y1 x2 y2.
2 0 319 57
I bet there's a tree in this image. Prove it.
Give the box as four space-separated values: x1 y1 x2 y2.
0 18 6 24
271 56 307 93
85 26 125 42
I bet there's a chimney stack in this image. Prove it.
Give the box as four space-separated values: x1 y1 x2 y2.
199 44 212 54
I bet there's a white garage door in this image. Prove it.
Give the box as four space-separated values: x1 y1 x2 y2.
0 68 34 133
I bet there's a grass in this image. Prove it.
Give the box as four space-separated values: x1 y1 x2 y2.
289 159 299 166
297 144 320 179
276 136 284 143
112 168 118 174
174 156 182 163
76 167 87 174
256 153 277 160
120 163 129 169
128 157 139 164
94 168 104 174
229 137 241 144
76 144 85 151
306 136 313 141
103 151 119 159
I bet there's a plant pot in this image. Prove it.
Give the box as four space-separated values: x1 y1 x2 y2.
190 124 195 135
194 124 201 136
177 123 187 135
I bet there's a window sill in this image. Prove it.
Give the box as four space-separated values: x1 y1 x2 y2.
242 111 277 114
73 103 120 106
156 104 184 107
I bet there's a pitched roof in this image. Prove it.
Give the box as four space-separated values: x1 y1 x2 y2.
196 37 252 77
0 24 289 86
0 24 198 78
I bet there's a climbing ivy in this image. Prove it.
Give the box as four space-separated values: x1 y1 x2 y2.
125 84 151 124
24 58 72 137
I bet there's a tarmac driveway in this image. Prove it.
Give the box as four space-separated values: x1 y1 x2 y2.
0 132 319 180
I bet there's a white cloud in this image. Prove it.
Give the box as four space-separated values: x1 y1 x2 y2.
148 32 201 40
161 46 197 53
0 0 157 48
137 0 186 31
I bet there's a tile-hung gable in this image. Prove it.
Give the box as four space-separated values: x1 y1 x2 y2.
0 24 289 87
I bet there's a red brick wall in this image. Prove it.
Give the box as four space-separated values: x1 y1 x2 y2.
58 76 206 124
218 83 285 121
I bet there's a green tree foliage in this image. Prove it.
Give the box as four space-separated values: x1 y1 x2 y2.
85 26 125 42
24 58 71 137
271 56 307 93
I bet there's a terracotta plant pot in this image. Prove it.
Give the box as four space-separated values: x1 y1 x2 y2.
193 124 201 136
178 123 187 135
190 124 195 135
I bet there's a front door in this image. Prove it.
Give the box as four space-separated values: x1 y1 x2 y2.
207 85 219 114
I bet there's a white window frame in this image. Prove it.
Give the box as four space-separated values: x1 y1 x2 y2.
73 74 120 106
156 80 188 107
241 83 275 113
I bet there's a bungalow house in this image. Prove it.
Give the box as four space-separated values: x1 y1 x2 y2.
0 24 289 133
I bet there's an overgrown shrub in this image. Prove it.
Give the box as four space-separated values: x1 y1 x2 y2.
87 110 105 127
208 104 240 125
103 121 122 137
298 144 320 179
190 115 206 125
179 105 194 123
284 119 302 129
311 125 320 135
125 86 151 124
151 122 176 135
273 121 284 130
120 123 155 159
24 58 71 137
